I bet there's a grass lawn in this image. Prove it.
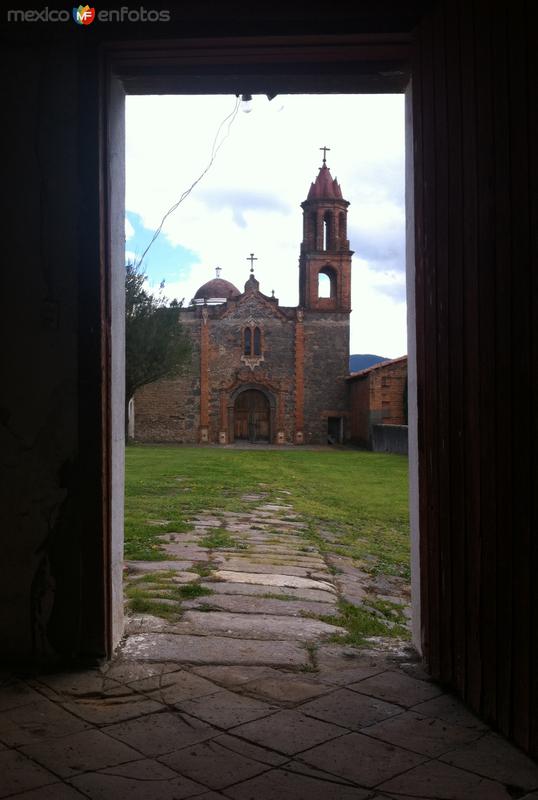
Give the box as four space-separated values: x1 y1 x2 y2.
124 445 410 580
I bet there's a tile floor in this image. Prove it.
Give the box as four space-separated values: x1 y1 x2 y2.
1 648 537 799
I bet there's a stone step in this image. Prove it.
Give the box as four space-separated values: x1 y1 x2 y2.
202 582 337 603
125 560 194 573
212 561 314 577
122 634 309 667
182 595 338 618
244 545 318 555
216 555 325 569
161 545 209 559
168 611 345 642
215 570 335 593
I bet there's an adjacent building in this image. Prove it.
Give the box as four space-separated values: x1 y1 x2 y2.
347 356 408 451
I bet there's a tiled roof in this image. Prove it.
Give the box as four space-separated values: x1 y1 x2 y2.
347 355 408 380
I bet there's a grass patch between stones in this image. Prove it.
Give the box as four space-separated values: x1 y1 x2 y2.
199 529 246 550
176 583 213 599
126 589 182 623
312 599 410 646
188 563 218 578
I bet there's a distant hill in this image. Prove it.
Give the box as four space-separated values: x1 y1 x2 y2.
349 353 388 373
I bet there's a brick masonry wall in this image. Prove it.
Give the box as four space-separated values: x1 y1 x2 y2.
348 358 408 448
302 311 350 444
369 360 407 425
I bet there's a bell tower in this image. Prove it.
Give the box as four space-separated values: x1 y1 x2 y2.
299 148 353 311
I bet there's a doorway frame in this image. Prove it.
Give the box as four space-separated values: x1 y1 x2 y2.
99 34 419 655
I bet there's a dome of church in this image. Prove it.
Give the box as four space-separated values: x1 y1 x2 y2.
193 278 240 303
306 163 343 200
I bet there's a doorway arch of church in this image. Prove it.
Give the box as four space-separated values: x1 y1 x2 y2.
228 384 276 445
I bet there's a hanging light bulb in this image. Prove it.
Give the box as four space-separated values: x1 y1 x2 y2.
241 94 252 113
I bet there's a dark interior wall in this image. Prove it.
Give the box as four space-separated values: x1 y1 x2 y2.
1 36 107 664
413 0 537 757
1 42 84 661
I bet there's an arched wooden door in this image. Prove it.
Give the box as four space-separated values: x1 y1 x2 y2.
234 390 270 442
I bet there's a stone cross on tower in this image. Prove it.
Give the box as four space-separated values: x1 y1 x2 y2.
247 253 258 273
320 145 330 164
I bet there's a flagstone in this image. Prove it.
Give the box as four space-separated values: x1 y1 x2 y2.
181 594 337 618
176 689 277 729
70 759 206 800
125 560 193 573
217 552 324 566
121 634 309 667
20 729 143 778
168 611 344 641
191 666 280 688
224 768 370 799
201 581 337 603
297 731 426 787
0 750 57 798
213 560 317 576
214 570 334 592
159 738 269 789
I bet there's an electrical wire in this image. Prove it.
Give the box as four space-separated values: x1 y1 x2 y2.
135 96 241 271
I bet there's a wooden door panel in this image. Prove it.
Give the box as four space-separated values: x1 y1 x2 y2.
234 390 270 441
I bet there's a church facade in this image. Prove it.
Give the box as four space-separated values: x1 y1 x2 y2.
133 158 354 445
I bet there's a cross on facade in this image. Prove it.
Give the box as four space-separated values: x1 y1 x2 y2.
247 253 258 273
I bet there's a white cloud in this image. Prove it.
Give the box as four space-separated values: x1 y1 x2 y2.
126 93 406 357
125 216 135 241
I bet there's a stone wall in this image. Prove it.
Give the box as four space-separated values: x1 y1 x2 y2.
133 311 201 442
303 312 350 444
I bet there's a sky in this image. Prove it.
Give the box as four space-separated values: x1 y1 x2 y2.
125 94 407 358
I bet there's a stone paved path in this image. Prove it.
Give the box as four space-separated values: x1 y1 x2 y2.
2 499 537 797
122 495 411 667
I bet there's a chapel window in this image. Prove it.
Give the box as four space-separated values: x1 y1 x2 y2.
243 325 263 358
244 327 252 356
253 327 261 356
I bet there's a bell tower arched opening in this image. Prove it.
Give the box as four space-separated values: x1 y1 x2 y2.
318 267 336 298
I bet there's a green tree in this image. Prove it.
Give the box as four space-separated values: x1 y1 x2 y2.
125 262 191 437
